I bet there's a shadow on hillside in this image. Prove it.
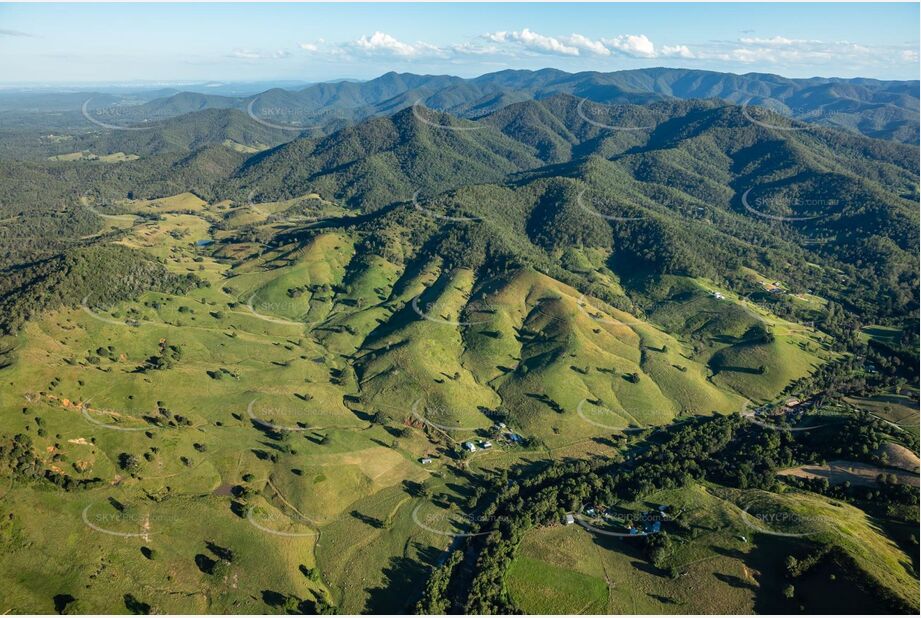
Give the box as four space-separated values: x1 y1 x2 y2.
363 546 441 613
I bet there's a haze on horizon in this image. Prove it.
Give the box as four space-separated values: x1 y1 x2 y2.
0 2 918 86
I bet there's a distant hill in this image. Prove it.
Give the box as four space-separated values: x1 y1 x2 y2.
75 108 292 156
2 68 914 163
187 96 915 340
0 89 916 328
232 105 542 210
133 67 921 144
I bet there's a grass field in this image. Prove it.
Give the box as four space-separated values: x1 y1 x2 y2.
48 151 140 163
0 194 844 613
507 485 770 614
506 482 919 614
859 325 902 346
844 393 920 437
645 275 832 403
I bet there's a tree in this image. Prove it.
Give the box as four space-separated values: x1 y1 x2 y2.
117 453 140 474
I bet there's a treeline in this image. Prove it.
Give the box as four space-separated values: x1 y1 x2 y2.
0 244 202 334
417 412 917 613
0 433 103 491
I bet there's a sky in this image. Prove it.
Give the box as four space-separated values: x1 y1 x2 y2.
0 2 918 85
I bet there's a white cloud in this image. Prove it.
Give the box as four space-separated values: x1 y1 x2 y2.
280 29 917 74
562 33 611 57
484 29 664 59
602 34 656 58
348 31 445 58
739 36 802 46
353 31 420 57
729 47 774 63
661 45 695 59
684 36 918 69
486 28 580 56
230 48 290 60
449 41 502 56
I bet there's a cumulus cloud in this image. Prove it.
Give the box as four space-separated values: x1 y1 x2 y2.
282 29 916 75
633 33 903 71
340 31 446 58
486 29 580 56
484 29 662 59
661 45 695 59
353 31 419 57
483 29 661 59
603 34 657 58
562 33 611 57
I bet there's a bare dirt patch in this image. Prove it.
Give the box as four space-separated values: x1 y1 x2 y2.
779 460 919 487
877 442 920 473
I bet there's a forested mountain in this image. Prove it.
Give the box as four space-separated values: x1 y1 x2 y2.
232 106 542 209
113 67 921 144
1 93 917 324
211 95 917 324
1 68 916 159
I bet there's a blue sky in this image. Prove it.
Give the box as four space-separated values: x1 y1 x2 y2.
0 3 918 84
